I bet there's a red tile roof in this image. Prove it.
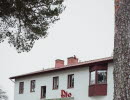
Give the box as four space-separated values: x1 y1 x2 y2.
9 57 113 79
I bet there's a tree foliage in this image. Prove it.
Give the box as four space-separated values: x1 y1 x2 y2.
0 89 8 100
0 0 65 52
114 0 130 99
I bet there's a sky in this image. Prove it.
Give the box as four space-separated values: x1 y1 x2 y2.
0 0 114 100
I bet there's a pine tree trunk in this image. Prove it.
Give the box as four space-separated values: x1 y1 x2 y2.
114 0 130 100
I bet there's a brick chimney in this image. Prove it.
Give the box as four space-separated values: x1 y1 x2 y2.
55 59 64 68
67 56 78 65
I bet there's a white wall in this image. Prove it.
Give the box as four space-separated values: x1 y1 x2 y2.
14 63 114 100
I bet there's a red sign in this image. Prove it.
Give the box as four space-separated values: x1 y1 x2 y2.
61 90 72 98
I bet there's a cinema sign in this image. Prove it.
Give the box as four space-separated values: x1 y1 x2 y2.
61 90 72 98
45 90 74 100
45 97 74 100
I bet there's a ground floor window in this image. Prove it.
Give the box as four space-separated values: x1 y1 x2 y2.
41 86 46 98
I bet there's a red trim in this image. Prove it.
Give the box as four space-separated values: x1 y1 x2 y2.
89 64 108 72
10 57 113 79
89 84 107 96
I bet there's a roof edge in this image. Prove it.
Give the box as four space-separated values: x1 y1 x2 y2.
9 56 113 79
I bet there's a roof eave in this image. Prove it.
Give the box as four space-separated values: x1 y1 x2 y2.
9 57 113 79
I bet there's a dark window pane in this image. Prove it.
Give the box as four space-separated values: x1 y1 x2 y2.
68 74 74 88
97 70 107 84
19 82 24 94
30 80 35 92
41 86 46 98
53 77 59 89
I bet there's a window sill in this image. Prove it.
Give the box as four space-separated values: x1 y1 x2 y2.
19 93 23 94
40 97 46 100
52 88 58 90
89 83 107 86
67 87 74 89
30 91 35 93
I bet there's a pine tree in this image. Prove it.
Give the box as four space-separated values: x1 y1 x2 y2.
0 89 8 100
0 0 65 52
114 0 130 99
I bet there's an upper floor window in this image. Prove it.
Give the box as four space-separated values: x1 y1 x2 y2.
90 71 96 85
89 64 108 96
19 82 24 94
41 86 46 98
30 80 35 92
90 70 107 85
68 74 74 88
53 76 59 89
97 70 107 84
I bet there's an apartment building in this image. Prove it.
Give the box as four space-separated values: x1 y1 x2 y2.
10 56 113 100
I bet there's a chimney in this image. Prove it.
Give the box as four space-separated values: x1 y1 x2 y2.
67 55 78 65
55 59 64 68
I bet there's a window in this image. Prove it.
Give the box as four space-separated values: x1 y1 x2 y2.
90 71 96 85
89 65 107 96
30 80 35 92
53 77 59 89
68 74 74 88
41 86 46 98
90 70 107 85
19 82 24 94
97 70 107 84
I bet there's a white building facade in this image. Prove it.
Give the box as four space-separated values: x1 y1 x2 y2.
10 57 114 100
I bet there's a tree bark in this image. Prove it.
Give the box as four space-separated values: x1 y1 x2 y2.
114 0 130 100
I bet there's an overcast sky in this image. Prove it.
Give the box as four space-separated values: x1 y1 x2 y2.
0 0 114 100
